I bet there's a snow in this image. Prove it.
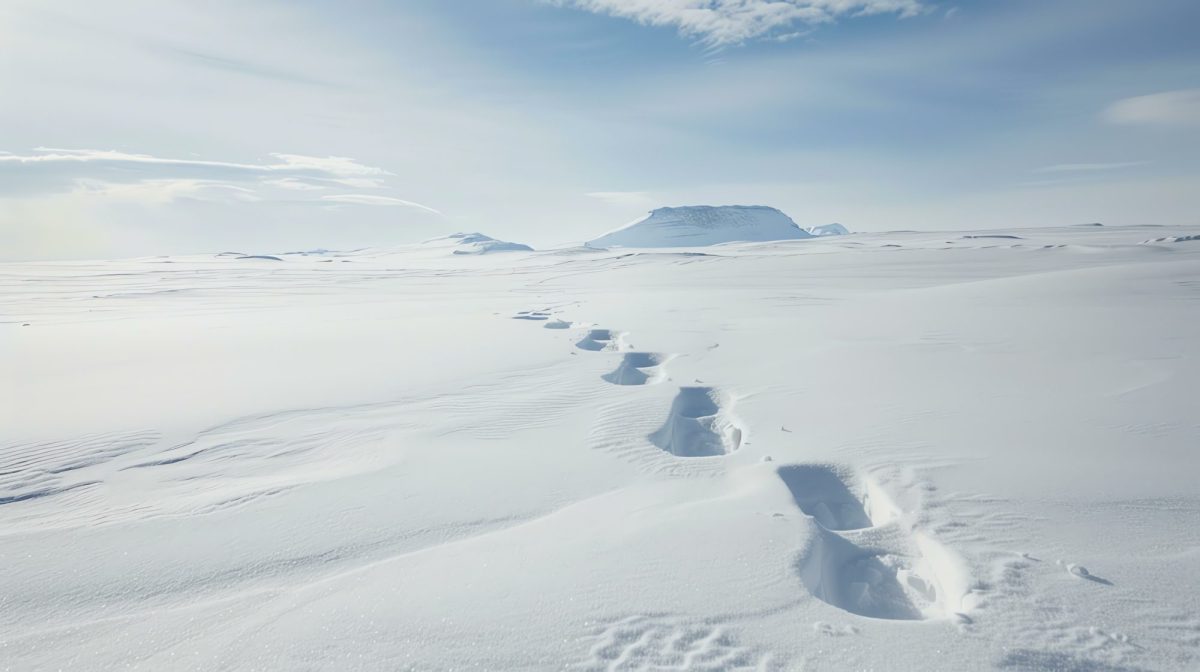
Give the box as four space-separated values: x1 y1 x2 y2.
2 223 1200 671
807 223 851 236
424 231 533 254
587 205 813 248
235 254 283 261
1142 233 1200 245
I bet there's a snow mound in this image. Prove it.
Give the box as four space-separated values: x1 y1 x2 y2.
807 223 851 236
1141 234 1200 245
586 205 813 248
424 232 533 255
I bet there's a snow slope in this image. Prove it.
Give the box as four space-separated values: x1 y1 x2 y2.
587 205 813 247
424 231 533 254
2 224 1199 671
808 223 851 236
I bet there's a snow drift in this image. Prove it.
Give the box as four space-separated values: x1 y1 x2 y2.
586 205 813 248
807 223 850 236
424 232 533 255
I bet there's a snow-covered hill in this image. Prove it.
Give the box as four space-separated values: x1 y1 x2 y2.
424 232 533 254
807 223 851 236
586 205 813 248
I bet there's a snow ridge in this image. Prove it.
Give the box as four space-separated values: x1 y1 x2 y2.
807 223 850 236
424 232 533 255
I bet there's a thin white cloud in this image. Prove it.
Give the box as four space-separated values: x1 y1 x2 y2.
263 177 327 191
0 148 389 193
548 0 925 45
74 179 262 205
1104 89 1200 127
0 147 430 208
321 194 442 214
1034 161 1148 174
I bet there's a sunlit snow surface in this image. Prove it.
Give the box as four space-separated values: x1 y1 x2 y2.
2 225 1199 671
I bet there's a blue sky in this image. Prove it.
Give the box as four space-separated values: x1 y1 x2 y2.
1 0 1197 259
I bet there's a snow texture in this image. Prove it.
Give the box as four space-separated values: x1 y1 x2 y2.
3 223 1200 671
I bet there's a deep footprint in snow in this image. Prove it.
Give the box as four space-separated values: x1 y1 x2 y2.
602 352 670 386
649 387 742 457
576 328 621 351
780 465 972 621
798 528 937 621
777 465 873 531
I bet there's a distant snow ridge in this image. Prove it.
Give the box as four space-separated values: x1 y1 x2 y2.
1142 234 1200 245
425 232 533 255
586 205 813 248
807 223 850 236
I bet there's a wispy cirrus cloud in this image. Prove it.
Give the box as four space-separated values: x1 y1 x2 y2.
0 148 439 212
547 0 926 45
0 148 387 193
1104 89 1200 127
321 194 442 214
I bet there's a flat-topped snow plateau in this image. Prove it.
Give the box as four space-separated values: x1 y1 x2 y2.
587 205 817 248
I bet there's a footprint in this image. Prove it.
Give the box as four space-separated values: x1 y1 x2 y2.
777 465 901 530
577 329 622 352
781 465 972 621
602 353 670 386
649 387 742 457
777 465 873 531
1057 560 1114 585
797 528 973 622
544 318 572 329
513 310 550 321
798 531 929 620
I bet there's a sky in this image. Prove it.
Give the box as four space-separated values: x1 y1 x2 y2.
1 0 1198 260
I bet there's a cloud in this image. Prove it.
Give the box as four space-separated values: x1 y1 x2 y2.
1033 161 1148 173
74 179 263 205
0 148 435 208
1104 89 1200 127
548 0 925 45
0 148 389 193
321 194 442 214
263 178 327 191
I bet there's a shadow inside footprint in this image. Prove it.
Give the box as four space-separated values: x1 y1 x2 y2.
777 465 872 531
797 531 927 621
576 329 615 351
602 352 668 386
649 387 741 457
